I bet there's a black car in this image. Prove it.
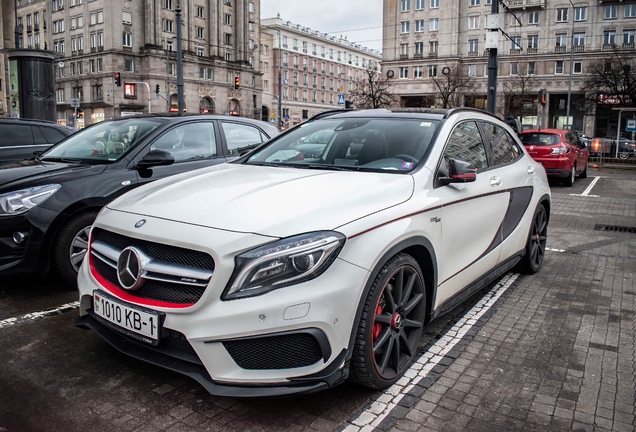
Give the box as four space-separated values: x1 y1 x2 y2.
0 114 279 285
0 118 75 164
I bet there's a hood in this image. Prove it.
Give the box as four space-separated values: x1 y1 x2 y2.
108 163 414 237
0 159 105 192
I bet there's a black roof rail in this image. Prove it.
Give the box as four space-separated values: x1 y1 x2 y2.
307 108 355 122
443 107 501 120
0 117 60 124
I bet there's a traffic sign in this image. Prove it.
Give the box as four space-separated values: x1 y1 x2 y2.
270 112 276 119
70 98 80 108
337 94 345 105
283 79 289 85
627 119 636 132
339 85 344 93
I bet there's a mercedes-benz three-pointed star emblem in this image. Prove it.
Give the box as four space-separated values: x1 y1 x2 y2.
117 247 145 290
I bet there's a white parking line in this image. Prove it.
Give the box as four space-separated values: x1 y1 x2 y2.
344 273 520 432
570 176 600 197
0 301 79 330
546 248 566 252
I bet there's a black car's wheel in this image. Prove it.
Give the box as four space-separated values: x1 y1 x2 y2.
563 164 575 187
619 152 629 160
514 204 548 275
53 211 98 286
579 162 588 179
350 253 426 389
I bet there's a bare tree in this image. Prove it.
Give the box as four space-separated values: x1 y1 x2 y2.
430 65 475 108
582 47 636 113
498 64 538 119
348 66 397 109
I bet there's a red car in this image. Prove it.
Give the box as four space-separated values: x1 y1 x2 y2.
520 129 589 186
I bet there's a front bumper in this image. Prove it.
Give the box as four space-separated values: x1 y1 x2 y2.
77 209 370 395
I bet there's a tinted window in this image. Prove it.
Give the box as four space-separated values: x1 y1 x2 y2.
150 122 217 162
482 122 522 166
33 126 48 144
444 121 488 172
520 133 562 146
41 126 67 143
0 124 34 146
222 122 264 155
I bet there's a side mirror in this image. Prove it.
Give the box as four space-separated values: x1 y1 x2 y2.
440 158 477 185
137 149 175 169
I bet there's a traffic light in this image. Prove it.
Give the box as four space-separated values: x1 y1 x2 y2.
234 76 241 90
345 100 353 109
539 89 547 105
114 72 121 87
155 84 160 94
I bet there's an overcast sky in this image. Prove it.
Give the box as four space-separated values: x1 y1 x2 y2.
261 0 384 52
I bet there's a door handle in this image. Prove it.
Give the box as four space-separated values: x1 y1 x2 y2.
527 166 535 174
490 176 502 187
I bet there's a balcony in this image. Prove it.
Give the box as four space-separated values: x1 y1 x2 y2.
554 46 567 53
400 54 409 60
622 42 635 49
602 43 616 51
312 84 316 88
303 82 308 86
330 86 333 91
313 67 317 72
98 46 104 51
330 71 334 75
303 65 308 71
91 47 96 53
573 44 585 52
283 62 288 66
321 85 325 89
293 81 298 85
321 69 325 74
527 47 538 54
27 25 32 33
414 53 424 59
34 23 40 31
510 48 521 55
467 51 479 57
504 0 546 9
428 52 438 57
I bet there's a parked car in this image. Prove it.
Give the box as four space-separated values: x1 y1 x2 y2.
0 118 74 164
589 137 636 159
520 128 589 186
76 108 551 396
0 115 279 285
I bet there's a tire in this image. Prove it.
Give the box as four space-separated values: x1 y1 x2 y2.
53 211 98 286
619 152 629 160
579 162 588 179
513 204 548 275
349 253 426 389
563 164 575 187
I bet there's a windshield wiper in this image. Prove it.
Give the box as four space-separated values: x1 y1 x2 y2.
302 163 359 172
40 157 84 164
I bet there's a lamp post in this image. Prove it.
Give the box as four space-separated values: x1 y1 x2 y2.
262 24 283 130
565 0 575 130
175 4 185 116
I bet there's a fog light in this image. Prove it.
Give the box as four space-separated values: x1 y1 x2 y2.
12 232 27 244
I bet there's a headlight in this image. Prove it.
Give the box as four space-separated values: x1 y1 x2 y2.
0 184 61 216
223 231 346 300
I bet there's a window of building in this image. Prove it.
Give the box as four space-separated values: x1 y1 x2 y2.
510 62 518 75
225 51 232 61
428 65 437 76
293 38 298 50
430 18 439 31
468 16 478 29
401 21 410 33
511 36 521 50
401 0 410 12
469 38 479 52
556 8 568 22
207 68 213 80
626 4 636 18
56 89 65 103
555 33 567 47
528 35 538 49
470 0 480 5
415 41 424 54
197 46 204 56
574 32 585 46
196 6 204 18
122 11 131 25
430 40 438 53
225 33 231 44
164 0 172 9
399 66 409 78
224 14 231 25
162 19 174 32
574 7 587 21
248 2 254 12
197 27 204 38
416 0 425 8
53 20 65 33
604 30 616 45
416 19 425 32
168 63 175 75
414 66 423 78
528 11 539 24
624 29 636 44
469 64 476 76
97 58 102 71
199 67 205 79
125 59 134 72
248 21 254 31
573 60 582 74
122 32 132 47
431 0 439 8
528 61 536 75
555 60 564 74
605 4 617 19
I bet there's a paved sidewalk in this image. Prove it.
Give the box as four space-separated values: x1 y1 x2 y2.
342 169 636 432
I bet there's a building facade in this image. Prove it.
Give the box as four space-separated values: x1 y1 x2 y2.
260 17 381 128
15 0 262 127
383 0 636 136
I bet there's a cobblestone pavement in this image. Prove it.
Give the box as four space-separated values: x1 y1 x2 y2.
0 168 634 432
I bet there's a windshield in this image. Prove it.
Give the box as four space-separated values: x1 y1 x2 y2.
520 133 562 146
244 118 439 172
41 119 163 163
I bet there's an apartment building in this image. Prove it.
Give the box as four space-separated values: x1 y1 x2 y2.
260 17 381 128
15 0 261 126
384 0 636 136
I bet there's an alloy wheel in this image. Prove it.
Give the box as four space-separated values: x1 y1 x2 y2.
69 226 91 272
371 265 425 380
529 206 547 270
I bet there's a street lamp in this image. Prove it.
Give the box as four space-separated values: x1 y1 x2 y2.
262 24 283 130
565 0 575 130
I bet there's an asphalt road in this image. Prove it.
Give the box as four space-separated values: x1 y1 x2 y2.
1 166 634 432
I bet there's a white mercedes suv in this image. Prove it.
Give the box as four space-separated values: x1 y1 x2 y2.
76 109 550 396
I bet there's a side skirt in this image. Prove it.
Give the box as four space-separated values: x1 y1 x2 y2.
430 251 524 321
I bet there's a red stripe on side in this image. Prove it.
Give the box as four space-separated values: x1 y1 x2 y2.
88 245 194 310
451 173 477 179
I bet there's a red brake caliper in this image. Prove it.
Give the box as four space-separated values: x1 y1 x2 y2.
373 304 383 341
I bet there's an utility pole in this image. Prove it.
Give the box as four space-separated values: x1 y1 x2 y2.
565 0 575 130
176 4 185 116
277 29 282 131
486 1 499 114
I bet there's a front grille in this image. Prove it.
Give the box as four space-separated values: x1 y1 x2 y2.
93 228 215 270
92 252 206 304
594 224 636 234
91 310 202 364
223 332 323 370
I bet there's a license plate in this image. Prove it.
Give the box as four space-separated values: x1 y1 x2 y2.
93 290 161 345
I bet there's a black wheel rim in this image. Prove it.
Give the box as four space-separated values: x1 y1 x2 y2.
529 207 547 269
372 265 425 380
